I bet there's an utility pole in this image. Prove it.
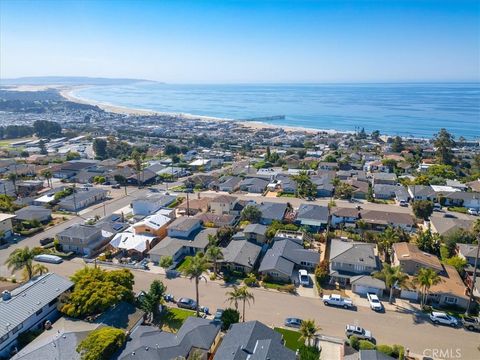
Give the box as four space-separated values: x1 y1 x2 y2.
466 237 480 315
186 191 190 217
103 202 106 217
72 184 77 216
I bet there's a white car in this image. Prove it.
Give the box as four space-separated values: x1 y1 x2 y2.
366 293 383 311
298 269 310 286
467 208 478 216
345 325 374 341
322 294 353 309
429 311 458 327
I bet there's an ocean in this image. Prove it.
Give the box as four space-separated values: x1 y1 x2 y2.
73 83 480 139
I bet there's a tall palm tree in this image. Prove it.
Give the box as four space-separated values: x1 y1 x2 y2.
373 264 408 303
41 169 53 188
237 286 254 322
413 267 442 307
376 227 399 263
356 219 368 241
5 246 45 281
182 252 210 317
206 245 223 277
299 319 321 347
225 286 242 311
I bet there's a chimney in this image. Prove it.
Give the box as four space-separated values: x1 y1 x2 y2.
2 290 11 301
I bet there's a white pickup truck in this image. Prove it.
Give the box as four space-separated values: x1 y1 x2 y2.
367 293 383 311
322 294 353 309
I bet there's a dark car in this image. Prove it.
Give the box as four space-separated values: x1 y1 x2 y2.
177 297 197 310
284 318 303 328
111 184 121 189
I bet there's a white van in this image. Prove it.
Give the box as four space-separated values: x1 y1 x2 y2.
34 254 63 264
298 269 310 286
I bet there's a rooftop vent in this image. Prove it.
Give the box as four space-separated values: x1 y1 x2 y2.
2 290 11 301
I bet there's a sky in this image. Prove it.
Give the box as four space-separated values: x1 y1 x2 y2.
1 0 479 83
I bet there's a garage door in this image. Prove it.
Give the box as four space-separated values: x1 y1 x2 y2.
400 289 419 300
353 285 381 296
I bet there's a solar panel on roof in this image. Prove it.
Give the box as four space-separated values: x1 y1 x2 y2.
113 224 124 231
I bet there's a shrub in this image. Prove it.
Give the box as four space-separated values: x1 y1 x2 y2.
359 340 376 350
392 344 405 359
349 336 359 350
279 284 296 294
76 326 125 360
314 260 329 285
209 273 217 280
244 273 259 287
220 308 240 331
298 344 321 360
376 344 394 357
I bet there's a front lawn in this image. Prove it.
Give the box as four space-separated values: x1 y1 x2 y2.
176 257 192 272
159 307 196 332
447 206 468 214
274 327 303 350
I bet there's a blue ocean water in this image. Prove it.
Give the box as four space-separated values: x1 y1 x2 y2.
73 83 480 139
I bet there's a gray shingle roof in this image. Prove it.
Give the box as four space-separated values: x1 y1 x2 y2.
0 273 73 339
350 275 386 290
214 321 295 360
118 317 220 360
221 239 262 268
57 223 101 240
168 217 201 232
256 202 287 221
244 223 267 235
14 205 52 221
330 239 377 268
296 204 329 222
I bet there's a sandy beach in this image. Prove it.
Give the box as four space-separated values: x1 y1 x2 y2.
58 86 336 135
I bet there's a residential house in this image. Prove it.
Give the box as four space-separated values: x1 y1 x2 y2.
214 321 295 360
345 350 397 360
195 213 236 228
373 184 399 199
276 174 297 194
167 217 202 239
16 180 43 197
0 273 73 358
131 194 177 216
177 197 212 216
295 204 329 230
127 168 158 186
58 188 108 212
218 176 242 193
329 238 380 285
243 223 268 244
0 213 16 240
14 206 52 223
441 192 480 210
347 180 369 199
256 202 288 225
132 212 172 238
331 207 360 228
392 242 444 275
148 228 216 264
318 162 338 171
456 243 479 269
350 275 386 296
117 317 221 360
427 265 469 309
430 216 473 237
209 195 238 215
109 231 157 259
220 239 262 274
372 173 397 185
259 238 320 283
184 174 217 190
407 185 436 202
311 175 334 197
360 210 415 232
238 177 269 193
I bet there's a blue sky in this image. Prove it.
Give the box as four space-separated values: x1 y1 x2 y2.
1 0 479 83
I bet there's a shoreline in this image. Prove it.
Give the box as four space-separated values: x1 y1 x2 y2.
59 86 339 135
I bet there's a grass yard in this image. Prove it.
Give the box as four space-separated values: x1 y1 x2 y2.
274 327 303 350
176 256 192 272
159 307 196 332
262 281 285 290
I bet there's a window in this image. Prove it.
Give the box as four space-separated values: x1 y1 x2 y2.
12 324 23 334
36 308 43 316
0 334 9 344
49 299 57 307
445 296 457 304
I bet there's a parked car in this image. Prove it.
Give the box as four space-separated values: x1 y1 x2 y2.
429 312 458 327
367 293 383 311
102 181 111 185
39 237 54 246
298 269 310 286
164 293 175 302
84 183 93 188
467 208 479 216
111 184 121 189
177 297 197 310
399 200 408 207
322 294 353 309
345 325 374 342
462 316 480 331
284 318 303 328
433 203 442 212
214 309 224 322
34 254 63 264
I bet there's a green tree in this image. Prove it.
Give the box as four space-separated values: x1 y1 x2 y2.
206 245 223 277
433 128 455 165
237 286 254 322
61 267 134 318
66 151 81 161
371 130 380 141
93 138 108 159
373 264 408 303
390 136 404 152
139 280 166 322
415 229 440 254
33 120 62 137
220 308 240 331
159 255 173 269
39 140 48 155
376 227 400 263
426 164 456 180
76 326 125 360
334 182 353 200
412 200 434 220
182 252 210 317
7 172 17 195
241 205 262 223
356 220 368 241
413 267 442 307
299 319 321 347
292 171 316 198
41 169 53 188
298 345 321 360
225 286 242 311
444 256 467 273
5 246 44 281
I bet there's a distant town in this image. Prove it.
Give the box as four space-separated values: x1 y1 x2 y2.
0 87 479 360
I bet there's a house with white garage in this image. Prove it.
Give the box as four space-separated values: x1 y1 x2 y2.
350 275 386 296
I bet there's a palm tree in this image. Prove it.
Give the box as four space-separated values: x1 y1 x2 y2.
5 246 45 281
7 173 17 195
299 319 321 347
413 268 442 308
373 264 408 303
41 169 53 188
356 220 368 241
225 286 242 311
182 252 210 317
376 227 399 263
206 245 223 277
237 286 254 322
